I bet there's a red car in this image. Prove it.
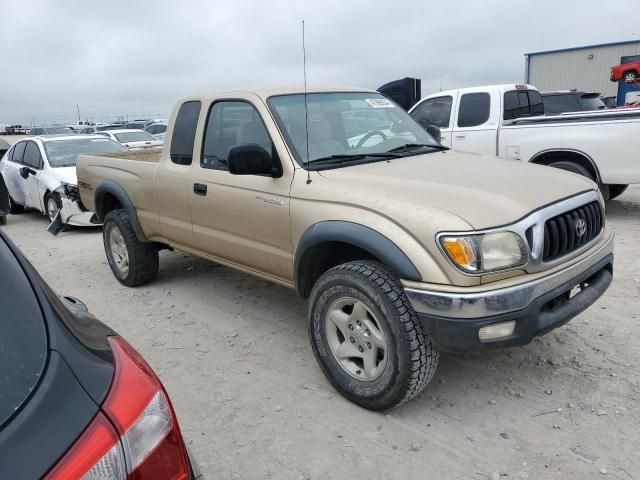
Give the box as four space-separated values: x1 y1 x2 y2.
610 61 640 83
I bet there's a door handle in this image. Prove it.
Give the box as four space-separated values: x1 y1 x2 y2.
193 183 207 196
455 135 466 139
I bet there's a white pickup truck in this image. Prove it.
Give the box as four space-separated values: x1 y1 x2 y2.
408 84 640 200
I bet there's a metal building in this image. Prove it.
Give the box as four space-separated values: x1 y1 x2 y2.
525 40 640 99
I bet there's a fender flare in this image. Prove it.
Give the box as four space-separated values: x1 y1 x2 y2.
294 221 422 294
529 148 602 182
94 180 149 242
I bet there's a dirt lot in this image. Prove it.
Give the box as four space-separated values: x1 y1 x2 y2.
2 186 639 479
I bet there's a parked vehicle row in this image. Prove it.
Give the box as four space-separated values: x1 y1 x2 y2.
76 87 613 411
96 129 163 150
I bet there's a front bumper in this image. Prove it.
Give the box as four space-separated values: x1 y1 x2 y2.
405 232 614 352
59 196 101 227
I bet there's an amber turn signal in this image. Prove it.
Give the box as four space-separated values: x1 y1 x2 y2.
441 237 478 272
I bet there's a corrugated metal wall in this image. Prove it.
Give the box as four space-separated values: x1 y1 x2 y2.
527 42 640 97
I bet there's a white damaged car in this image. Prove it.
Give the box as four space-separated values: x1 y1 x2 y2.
0 135 128 231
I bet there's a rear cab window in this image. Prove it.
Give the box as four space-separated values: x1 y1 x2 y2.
170 101 202 165
0 236 47 428
457 93 491 127
504 90 545 120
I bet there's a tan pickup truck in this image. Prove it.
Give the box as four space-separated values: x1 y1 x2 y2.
77 88 614 410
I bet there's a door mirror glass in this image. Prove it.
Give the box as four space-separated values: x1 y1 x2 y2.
227 144 278 176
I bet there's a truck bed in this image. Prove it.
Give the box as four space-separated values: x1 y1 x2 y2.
77 149 162 238
95 147 162 163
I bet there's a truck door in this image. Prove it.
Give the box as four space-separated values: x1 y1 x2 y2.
188 98 293 282
409 94 456 148
451 89 499 155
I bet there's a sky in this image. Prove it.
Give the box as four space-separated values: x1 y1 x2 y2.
1 0 638 124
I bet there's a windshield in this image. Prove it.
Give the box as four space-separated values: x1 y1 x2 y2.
114 131 156 143
43 137 128 167
46 127 75 135
268 92 440 168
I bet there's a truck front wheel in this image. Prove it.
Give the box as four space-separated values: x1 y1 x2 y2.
548 161 610 200
308 261 438 410
608 184 628 200
103 209 158 287
623 71 637 83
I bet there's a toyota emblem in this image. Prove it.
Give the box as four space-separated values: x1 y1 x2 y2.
575 219 587 237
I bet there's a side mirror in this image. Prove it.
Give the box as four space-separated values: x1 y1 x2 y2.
19 166 35 179
227 144 281 177
425 125 441 144
417 120 442 144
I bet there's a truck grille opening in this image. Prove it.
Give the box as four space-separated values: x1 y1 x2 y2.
543 201 603 261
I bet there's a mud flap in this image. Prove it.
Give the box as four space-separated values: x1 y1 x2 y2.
47 212 64 236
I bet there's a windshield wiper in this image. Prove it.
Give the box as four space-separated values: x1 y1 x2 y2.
307 152 403 164
387 143 448 153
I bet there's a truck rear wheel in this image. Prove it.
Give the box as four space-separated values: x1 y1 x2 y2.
103 209 158 287
608 184 628 201
548 161 610 200
308 260 438 411
624 71 637 83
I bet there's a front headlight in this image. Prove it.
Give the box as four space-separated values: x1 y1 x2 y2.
440 231 527 273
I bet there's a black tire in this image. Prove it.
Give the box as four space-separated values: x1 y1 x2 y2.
0 216 6 226
9 196 24 214
308 260 438 411
623 71 637 83
103 209 158 287
607 184 629 201
45 192 62 222
548 161 610 200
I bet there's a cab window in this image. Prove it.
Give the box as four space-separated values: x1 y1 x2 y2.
201 101 275 171
504 90 545 120
410 96 453 129
170 101 201 165
457 93 491 128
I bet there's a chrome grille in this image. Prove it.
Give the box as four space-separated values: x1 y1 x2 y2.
543 201 603 261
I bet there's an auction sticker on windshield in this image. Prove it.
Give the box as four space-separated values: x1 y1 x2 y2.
366 98 395 108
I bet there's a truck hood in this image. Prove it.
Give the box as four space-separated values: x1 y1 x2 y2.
317 150 596 230
49 166 78 186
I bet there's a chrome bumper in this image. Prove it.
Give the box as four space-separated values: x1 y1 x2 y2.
405 229 614 320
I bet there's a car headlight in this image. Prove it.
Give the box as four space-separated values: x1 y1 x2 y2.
61 183 81 201
440 231 528 273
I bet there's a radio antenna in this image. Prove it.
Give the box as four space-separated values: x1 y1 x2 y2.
302 20 311 185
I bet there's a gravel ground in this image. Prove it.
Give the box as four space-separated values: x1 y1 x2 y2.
1 182 639 479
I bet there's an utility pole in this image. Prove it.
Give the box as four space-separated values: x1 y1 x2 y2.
76 104 81 123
